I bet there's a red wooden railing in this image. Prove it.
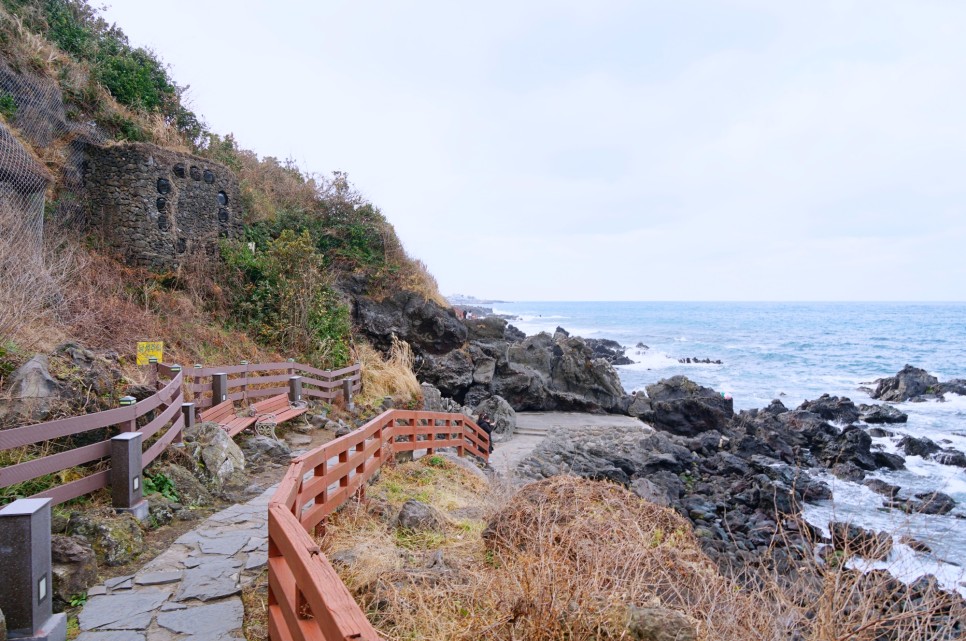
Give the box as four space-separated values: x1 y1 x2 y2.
186 361 361 409
268 410 490 641
0 364 185 505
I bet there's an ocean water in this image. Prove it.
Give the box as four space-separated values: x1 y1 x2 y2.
492 301 966 593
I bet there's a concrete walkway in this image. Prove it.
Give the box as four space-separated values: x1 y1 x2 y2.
75 486 274 641
489 411 649 476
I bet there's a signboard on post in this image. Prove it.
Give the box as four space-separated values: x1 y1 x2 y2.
136 341 163 366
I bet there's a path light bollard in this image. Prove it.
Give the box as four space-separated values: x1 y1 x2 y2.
118 395 137 432
0 499 67 641
288 376 302 403
110 431 149 521
211 372 228 406
342 378 354 411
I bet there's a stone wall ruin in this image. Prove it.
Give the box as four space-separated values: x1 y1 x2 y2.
84 143 242 271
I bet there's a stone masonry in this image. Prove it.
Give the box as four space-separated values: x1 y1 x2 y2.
84 143 242 271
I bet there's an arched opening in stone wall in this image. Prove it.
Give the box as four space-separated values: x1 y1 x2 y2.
157 178 171 194
203 169 215 184
189 166 201 181
173 163 186 178
217 191 228 206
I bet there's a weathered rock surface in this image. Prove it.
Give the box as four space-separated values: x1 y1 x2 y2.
584 338 634 365
625 604 697 641
355 291 467 356
474 395 516 439
51 535 98 608
183 421 246 488
241 434 291 464
518 422 831 569
395 500 444 532
829 522 893 560
156 463 212 507
873 365 940 402
627 376 733 436
68 510 144 567
0 355 63 423
897 435 940 458
797 394 860 424
858 403 908 424
889 491 957 515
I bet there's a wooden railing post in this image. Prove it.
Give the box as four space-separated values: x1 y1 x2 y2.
342 378 354 411
0 499 66 641
118 395 137 432
239 360 249 403
148 356 159 390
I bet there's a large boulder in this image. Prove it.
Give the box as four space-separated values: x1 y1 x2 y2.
897 436 940 458
67 510 144 567
796 395 860 424
241 435 291 465
629 376 734 437
872 365 940 402
183 422 246 488
584 338 634 365
518 424 693 487
464 316 509 342
625 604 697 641
395 500 444 532
355 291 467 356
156 463 213 507
474 395 516 440
51 535 98 609
828 522 893 560
418 349 474 399
940 379 966 396
0 355 63 424
858 403 908 424
549 336 626 410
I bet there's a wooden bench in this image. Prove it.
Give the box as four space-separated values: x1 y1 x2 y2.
249 394 308 439
200 400 257 438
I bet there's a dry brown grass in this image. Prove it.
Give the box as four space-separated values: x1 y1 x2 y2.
357 336 422 407
0 204 78 350
322 471 965 641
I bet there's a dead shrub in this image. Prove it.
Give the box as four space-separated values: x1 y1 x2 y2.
357 336 422 407
324 474 966 641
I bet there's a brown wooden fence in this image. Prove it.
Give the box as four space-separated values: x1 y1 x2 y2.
0 364 185 506
186 361 361 409
268 410 490 641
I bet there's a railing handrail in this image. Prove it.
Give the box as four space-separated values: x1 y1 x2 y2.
184 360 361 409
267 409 490 641
0 367 185 505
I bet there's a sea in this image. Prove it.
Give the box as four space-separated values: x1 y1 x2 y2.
491 301 966 594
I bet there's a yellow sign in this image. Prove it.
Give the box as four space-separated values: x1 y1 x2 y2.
136 341 164 366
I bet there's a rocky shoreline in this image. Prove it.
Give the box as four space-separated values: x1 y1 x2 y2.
355 297 966 605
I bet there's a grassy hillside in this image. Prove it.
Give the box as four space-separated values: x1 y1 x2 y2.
0 0 441 402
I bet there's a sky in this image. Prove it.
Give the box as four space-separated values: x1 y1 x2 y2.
101 0 966 301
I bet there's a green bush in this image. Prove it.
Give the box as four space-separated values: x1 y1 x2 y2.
6 0 207 144
222 230 352 368
0 91 17 119
143 471 178 502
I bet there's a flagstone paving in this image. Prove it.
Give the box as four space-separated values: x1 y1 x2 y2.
75 486 274 641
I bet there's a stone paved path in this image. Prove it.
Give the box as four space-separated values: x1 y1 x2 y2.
75 486 274 641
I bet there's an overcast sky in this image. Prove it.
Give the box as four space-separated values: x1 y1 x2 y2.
102 1 966 301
